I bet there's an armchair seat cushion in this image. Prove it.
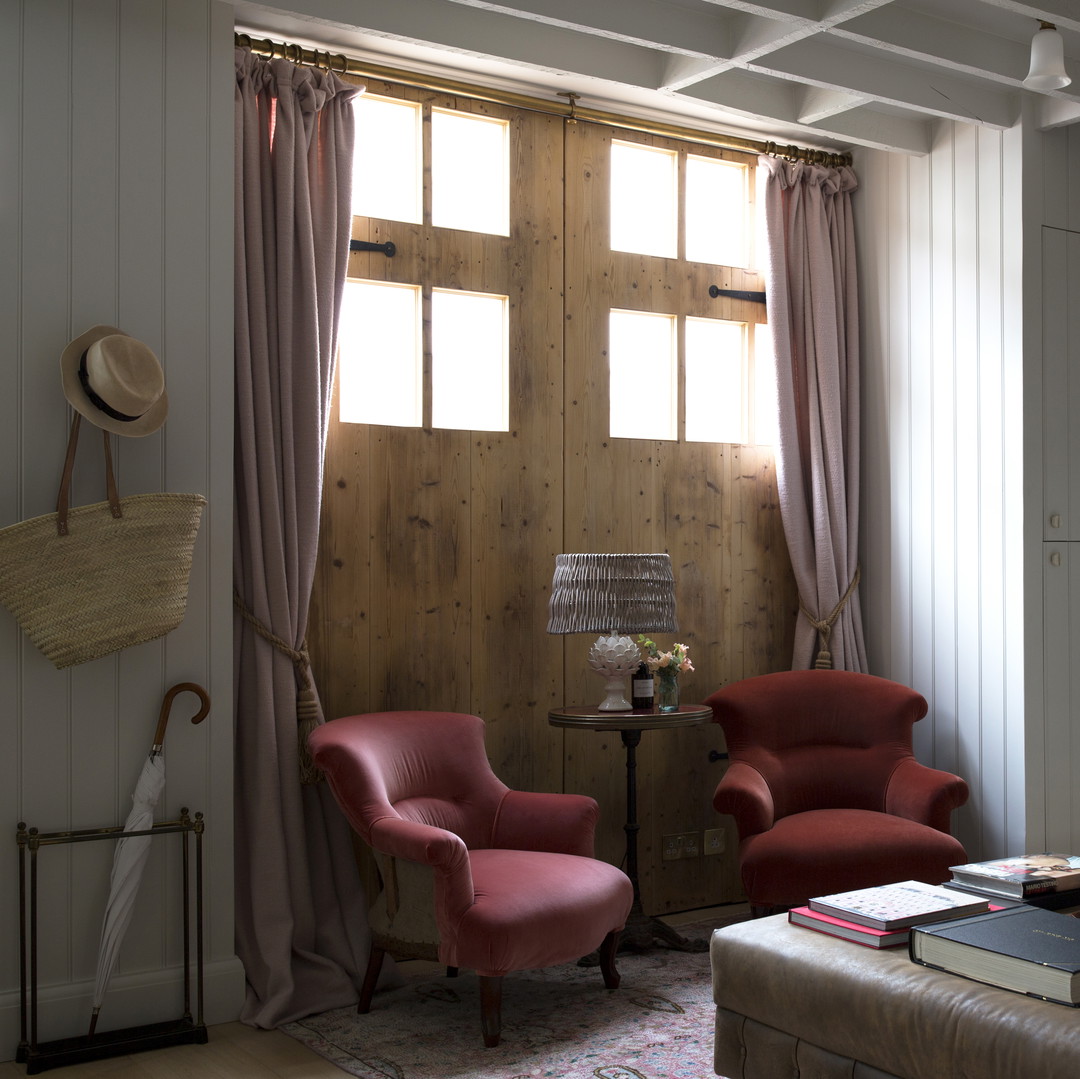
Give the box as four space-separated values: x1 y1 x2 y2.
740 808 968 908
455 849 633 976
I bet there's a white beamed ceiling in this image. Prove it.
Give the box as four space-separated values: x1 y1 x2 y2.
236 0 1080 155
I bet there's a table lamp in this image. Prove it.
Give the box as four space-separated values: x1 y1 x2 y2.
547 552 678 710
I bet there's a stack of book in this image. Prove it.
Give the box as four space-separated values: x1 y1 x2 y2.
788 879 991 949
945 852 1080 910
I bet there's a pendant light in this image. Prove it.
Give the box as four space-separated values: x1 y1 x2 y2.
1024 21 1071 91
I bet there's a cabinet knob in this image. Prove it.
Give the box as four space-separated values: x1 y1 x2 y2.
1050 551 1062 567
1050 513 1062 529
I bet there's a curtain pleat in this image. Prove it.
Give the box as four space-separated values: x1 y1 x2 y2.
760 156 867 673
233 47 370 1027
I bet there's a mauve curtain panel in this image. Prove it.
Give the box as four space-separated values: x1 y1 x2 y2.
234 47 369 1027
759 157 868 673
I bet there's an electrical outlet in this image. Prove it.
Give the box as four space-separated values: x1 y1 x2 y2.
704 827 726 856
662 832 701 859
662 833 684 861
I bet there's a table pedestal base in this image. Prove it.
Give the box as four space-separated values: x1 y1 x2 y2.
579 904 710 966
619 906 710 953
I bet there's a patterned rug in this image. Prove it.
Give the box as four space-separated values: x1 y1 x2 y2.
282 915 746 1079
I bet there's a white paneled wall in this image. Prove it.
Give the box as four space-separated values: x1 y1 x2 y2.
0 0 241 1056
855 121 1028 864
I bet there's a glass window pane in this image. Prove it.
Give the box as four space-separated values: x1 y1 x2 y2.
432 110 509 236
338 280 422 427
432 290 509 431
609 309 676 440
685 317 746 443
686 156 748 267
352 96 422 224
611 141 677 259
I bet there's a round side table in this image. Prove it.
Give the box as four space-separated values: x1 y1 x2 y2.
548 704 712 953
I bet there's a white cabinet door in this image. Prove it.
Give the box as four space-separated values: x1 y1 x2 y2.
1043 542 1080 854
1043 227 1080 541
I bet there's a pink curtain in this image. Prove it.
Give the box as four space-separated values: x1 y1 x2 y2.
759 157 867 673
234 48 369 1027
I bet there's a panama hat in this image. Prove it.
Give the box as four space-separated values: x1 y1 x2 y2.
60 325 168 436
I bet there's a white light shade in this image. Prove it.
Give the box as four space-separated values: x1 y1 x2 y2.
1025 24 1071 91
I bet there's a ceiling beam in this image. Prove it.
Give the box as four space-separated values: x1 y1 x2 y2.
675 66 931 153
749 35 1020 127
834 4 1080 95
443 0 731 59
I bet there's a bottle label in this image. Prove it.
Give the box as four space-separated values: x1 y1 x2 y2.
632 678 654 698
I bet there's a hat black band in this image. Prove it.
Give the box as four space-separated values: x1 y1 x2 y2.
78 350 143 423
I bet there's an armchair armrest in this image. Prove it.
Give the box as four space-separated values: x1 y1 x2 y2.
368 815 474 924
713 762 775 839
885 758 970 832
491 790 600 856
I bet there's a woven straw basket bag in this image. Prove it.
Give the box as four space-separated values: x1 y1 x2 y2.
0 416 206 669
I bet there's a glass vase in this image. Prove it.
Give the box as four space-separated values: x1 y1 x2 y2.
657 669 680 713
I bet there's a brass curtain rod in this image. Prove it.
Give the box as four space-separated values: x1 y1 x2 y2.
235 32 853 169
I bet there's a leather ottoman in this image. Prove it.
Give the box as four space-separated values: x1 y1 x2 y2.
711 914 1080 1078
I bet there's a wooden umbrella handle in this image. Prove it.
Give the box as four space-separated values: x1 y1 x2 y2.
152 682 211 747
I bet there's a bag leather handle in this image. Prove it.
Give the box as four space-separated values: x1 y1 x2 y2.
56 414 123 536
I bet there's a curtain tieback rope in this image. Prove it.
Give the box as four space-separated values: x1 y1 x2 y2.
798 565 861 670
234 590 323 784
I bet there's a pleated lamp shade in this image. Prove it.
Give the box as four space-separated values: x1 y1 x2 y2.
547 553 678 635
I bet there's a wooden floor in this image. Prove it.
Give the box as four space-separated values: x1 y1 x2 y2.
2 906 743 1078
0 1023 346 1079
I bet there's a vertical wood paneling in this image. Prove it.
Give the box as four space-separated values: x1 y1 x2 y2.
857 120 1028 864
1 0 241 1053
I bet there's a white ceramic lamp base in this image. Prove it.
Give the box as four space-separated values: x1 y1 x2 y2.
587 634 640 712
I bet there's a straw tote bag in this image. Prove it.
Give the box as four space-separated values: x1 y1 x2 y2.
0 415 206 668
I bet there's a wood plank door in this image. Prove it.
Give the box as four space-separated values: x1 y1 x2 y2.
561 120 796 910
312 82 565 796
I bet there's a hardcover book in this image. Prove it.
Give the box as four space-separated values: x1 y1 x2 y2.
808 879 989 931
909 904 1080 1006
948 853 1080 898
788 905 911 948
945 879 1080 912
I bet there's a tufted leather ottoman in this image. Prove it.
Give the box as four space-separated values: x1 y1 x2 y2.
711 914 1080 1078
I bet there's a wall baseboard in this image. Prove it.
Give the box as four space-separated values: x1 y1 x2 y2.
0 956 247 1063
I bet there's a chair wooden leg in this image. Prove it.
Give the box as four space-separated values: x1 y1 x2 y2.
598 929 621 990
357 944 385 1014
478 975 503 1047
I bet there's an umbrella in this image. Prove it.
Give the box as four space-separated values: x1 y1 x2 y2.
88 681 210 1035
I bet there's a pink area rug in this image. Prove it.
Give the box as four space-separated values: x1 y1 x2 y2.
282 916 745 1079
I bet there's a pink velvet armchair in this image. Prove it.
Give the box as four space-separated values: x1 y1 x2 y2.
706 671 969 915
308 710 633 1047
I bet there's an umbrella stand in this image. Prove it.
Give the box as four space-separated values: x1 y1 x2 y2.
16 809 207 1074
88 682 210 1035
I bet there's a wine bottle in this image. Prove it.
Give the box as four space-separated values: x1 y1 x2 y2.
631 661 654 710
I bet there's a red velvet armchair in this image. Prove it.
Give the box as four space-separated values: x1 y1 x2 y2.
706 671 969 915
308 710 633 1047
